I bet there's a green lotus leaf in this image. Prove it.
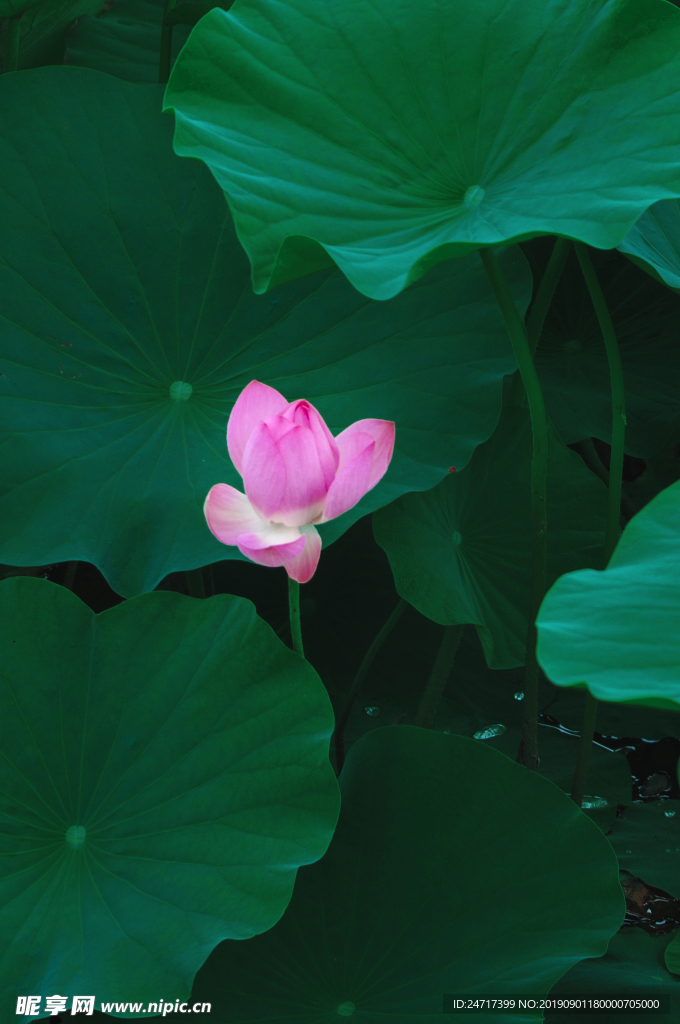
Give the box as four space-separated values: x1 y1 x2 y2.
469 718 632 834
666 931 680 977
187 726 624 1022
65 0 191 82
162 0 680 300
549 930 680 1024
534 247 680 458
536 478 680 711
0 66 529 597
0 575 339 1018
373 387 609 668
617 198 680 294
3 0 103 69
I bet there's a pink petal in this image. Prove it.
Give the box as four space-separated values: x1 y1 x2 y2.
282 525 322 584
318 435 373 523
287 400 339 487
344 419 395 490
204 484 266 545
237 531 307 568
240 419 287 520
274 424 328 525
226 380 288 477
320 419 395 523
242 416 330 527
205 483 303 551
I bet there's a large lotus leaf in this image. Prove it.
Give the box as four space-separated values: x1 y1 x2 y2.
534 247 680 458
1 0 103 69
0 575 339 1019
161 0 680 301
346 706 632 835
65 0 192 82
547 930 680 1024
373 387 609 668
536 479 680 712
617 198 680 294
0 66 529 598
184 726 624 1023
469 720 632 834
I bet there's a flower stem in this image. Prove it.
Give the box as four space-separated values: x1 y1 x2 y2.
576 438 610 487
334 598 407 774
479 247 549 773
202 564 215 597
576 439 637 523
159 0 176 84
3 15 22 74
573 243 626 568
186 568 206 599
570 690 599 809
288 577 304 658
62 561 79 591
569 242 626 809
510 237 570 408
414 624 464 729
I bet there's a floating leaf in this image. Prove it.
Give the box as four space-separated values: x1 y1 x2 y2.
473 717 632 834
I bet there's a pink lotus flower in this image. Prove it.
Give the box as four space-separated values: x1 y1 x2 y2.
204 381 395 584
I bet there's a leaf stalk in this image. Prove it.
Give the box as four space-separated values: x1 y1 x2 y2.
159 0 176 84
573 243 626 567
334 598 407 774
186 567 206 598
414 624 464 729
3 15 21 75
510 237 570 407
288 576 304 658
570 241 626 809
479 247 549 772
